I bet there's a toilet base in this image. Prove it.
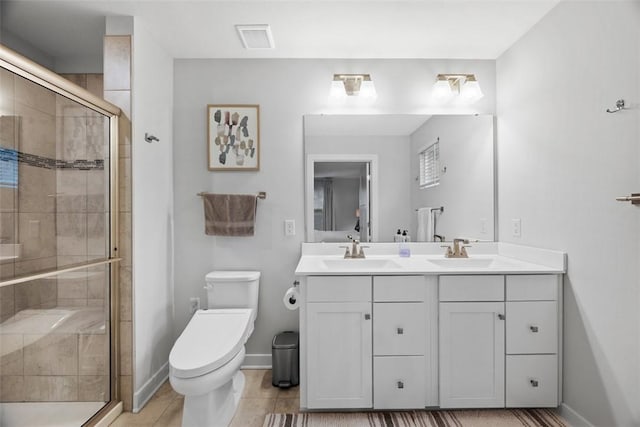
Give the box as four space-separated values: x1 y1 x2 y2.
182 370 245 427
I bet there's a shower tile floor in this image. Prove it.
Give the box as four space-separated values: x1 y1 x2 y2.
110 369 299 427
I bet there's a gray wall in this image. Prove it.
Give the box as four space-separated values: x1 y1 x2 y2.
0 29 102 73
497 2 640 426
131 18 175 409
173 58 496 360
0 29 55 70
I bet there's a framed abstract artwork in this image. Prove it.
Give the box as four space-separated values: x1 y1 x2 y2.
207 104 260 171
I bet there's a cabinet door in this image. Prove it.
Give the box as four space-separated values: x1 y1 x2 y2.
439 302 505 408
306 302 372 409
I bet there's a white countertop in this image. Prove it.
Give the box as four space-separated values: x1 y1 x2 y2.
295 242 566 276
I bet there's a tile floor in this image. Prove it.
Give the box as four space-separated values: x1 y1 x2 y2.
109 369 298 427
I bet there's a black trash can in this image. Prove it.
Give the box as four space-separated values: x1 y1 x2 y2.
272 331 299 388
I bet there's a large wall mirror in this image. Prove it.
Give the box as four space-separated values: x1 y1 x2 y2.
304 114 495 243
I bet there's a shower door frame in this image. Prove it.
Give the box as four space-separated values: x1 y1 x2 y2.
0 45 122 421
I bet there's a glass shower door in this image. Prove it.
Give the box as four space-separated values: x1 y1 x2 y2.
0 50 119 427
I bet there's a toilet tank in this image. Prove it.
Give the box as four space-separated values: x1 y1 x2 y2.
205 271 260 312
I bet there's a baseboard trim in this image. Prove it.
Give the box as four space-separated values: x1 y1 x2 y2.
133 361 170 412
242 353 272 369
559 403 594 427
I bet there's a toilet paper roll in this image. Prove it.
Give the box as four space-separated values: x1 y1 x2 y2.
283 286 300 311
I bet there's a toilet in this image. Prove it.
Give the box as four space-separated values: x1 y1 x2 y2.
169 271 260 427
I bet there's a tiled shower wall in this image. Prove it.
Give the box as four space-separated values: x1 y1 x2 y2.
0 70 110 402
102 35 134 411
0 70 58 317
57 73 109 309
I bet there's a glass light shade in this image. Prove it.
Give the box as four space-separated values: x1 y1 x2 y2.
432 78 453 101
461 79 484 102
330 80 346 98
359 80 377 99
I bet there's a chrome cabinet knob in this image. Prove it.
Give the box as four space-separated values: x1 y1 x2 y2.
530 325 539 333
397 327 404 335
530 379 539 387
498 313 505 320
397 381 404 389
364 313 371 320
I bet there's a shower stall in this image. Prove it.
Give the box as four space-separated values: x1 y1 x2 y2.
0 46 120 426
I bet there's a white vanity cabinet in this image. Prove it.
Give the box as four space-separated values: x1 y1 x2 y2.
439 275 506 408
304 276 373 409
300 270 562 411
372 276 435 409
301 275 436 410
438 274 562 409
505 275 560 407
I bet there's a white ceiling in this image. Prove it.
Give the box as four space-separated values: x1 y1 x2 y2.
1 0 559 60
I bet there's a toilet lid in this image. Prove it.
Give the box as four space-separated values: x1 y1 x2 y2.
170 308 252 379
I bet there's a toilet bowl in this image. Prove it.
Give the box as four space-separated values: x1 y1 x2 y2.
169 271 260 427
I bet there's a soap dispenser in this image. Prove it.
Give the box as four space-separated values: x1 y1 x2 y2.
398 230 411 257
394 229 402 242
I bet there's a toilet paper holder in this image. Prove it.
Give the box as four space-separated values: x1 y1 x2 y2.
288 281 299 304
283 281 301 311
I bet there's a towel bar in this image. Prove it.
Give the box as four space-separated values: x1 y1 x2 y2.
197 191 266 199
414 206 444 212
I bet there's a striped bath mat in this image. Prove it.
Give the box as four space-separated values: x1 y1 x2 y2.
263 409 567 427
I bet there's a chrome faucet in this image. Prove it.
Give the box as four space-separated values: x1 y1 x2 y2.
339 235 367 258
442 238 471 258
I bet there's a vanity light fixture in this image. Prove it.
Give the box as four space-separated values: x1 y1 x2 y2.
330 74 377 99
433 74 484 103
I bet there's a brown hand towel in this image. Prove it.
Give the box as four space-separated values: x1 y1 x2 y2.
202 193 257 236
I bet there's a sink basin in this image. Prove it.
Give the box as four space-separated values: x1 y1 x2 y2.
427 257 496 268
322 258 401 270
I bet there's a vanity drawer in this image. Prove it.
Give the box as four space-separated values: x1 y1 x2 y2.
507 275 558 301
306 276 371 302
374 356 427 409
439 275 504 302
506 354 558 407
506 301 557 354
374 303 426 356
374 276 425 302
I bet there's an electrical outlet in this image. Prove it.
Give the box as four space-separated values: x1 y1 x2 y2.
189 297 200 314
512 218 522 238
284 219 296 236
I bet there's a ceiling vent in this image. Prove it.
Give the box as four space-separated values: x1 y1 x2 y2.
235 24 275 49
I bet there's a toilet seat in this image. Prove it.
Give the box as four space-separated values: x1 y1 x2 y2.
170 308 253 379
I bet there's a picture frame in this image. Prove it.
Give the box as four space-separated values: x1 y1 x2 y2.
207 104 260 171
